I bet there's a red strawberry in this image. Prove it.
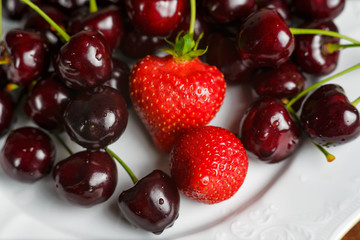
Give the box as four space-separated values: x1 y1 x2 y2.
130 52 226 153
169 126 248 204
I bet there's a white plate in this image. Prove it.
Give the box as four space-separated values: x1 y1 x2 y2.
1 2 360 239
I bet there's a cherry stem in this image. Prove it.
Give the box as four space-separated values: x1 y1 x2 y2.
352 96 360 107
313 143 335 162
326 43 360 54
89 0 98 13
53 133 74 156
189 0 196 36
0 58 10 65
290 28 360 44
20 0 71 42
106 147 139 184
286 62 360 109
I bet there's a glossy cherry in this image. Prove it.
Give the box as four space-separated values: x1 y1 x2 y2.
0 127 55 183
237 8 295 67
124 0 187 36
63 86 128 150
300 84 360 147
205 32 254 84
68 5 124 51
0 91 14 136
293 20 340 76
118 170 180 234
104 57 131 107
252 60 306 100
48 0 88 15
24 73 73 131
202 0 257 24
239 97 302 163
292 0 345 21
257 0 291 24
3 29 49 86
53 150 117 207
54 30 113 90
3 0 42 20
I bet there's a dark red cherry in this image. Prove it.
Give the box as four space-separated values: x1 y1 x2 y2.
205 32 254 84
48 0 88 15
237 8 295 68
0 127 55 183
3 29 49 86
104 58 131 107
124 0 187 36
53 150 117 207
68 5 124 51
292 0 345 21
24 73 73 131
54 30 113 90
119 29 167 60
293 20 340 76
252 60 306 100
300 84 360 146
118 170 180 234
63 86 128 150
3 0 42 20
24 5 68 54
202 0 257 24
257 0 291 24
0 91 14 136
239 97 302 163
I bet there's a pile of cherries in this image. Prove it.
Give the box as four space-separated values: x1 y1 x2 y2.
0 0 359 235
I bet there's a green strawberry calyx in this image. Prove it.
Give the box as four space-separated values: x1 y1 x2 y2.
161 0 207 62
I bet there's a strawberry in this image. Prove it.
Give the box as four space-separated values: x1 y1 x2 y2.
169 126 248 204
130 55 226 152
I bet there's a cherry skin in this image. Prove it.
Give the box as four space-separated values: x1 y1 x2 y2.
202 0 257 24
63 86 128 150
24 4 68 54
24 73 74 132
292 0 345 21
300 84 360 147
257 0 291 24
53 150 117 207
68 5 124 51
124 0 187 36
0 127 55 183
3 29 49 86
251 60 306 100
239 97 302 163
237 8 295 68
293 20 340 76
3 0 42 20
118 170 180 234
0 91 14 136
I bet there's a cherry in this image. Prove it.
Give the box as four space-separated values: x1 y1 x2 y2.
53 150 117 207
48 0 88 15
251 60 306 100
0 127 55 183
202 0 257 24
68 5 125 51
292 0 345 21
257 0 291 24
205 32 254 84
118 170 180 234
23 4 68 54
3 0 42 20
124 0 187 36
300 84 360 147
0 91 14 136
24 73 74 131
63 86 128 150
104 57 131 107
239 97 302 163
2 29 50 86
54 30 113 90
293 20 340 76
236 8 295 68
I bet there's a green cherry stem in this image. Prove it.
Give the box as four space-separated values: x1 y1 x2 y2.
352 96 360 107
53 133 74 156
20 0 70 42
189 0 196 35
286 62 360 109
290 28 360 44
326 43 360 54
106 147 139 184
314 143 335 162
89 0 98 13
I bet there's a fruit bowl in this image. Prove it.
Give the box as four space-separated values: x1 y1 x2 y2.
1 1 360 239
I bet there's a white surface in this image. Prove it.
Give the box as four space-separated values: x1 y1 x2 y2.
2 2 360 239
